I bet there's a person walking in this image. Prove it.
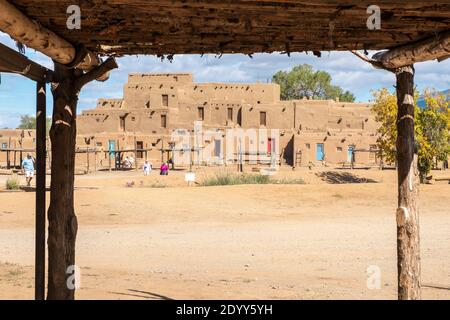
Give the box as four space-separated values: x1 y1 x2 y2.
22 153 35 187
160 162 169 176
143 160 152 176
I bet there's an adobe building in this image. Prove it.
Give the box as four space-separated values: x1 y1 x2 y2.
0 73 380 171
75 72 379 170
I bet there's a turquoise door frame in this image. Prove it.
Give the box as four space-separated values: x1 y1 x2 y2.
316 143 324 161
347 145 354 162
108 140 116 158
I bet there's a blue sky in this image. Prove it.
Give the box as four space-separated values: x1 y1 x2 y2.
1 31 449 129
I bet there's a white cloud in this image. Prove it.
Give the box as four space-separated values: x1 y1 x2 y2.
0 110 23 129
1 31 449 128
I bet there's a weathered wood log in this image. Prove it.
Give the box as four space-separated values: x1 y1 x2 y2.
374 31 450 68
47 58 117 300
0 0 105 77
395 65 421 300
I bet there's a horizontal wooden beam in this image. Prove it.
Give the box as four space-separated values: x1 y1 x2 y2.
0 0 107 80
373 31 450 68
0 42 54 82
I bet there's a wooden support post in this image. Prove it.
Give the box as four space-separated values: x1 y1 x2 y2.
6 149 10 169
47 63 80 300
47 58 117 300
94 150 97 173
109 153 112 172
35 81 46 301
86 146 90 173
395 65 421 300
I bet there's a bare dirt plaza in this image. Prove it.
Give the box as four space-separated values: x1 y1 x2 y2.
1 167 449 300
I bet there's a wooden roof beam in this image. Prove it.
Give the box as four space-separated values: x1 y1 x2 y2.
0 42 54 82
373 30 450 69
0 0 107 80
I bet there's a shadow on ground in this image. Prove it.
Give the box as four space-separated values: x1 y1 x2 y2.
316 171 378 184
109 289 174 300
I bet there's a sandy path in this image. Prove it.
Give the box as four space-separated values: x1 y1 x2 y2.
0 169 449 300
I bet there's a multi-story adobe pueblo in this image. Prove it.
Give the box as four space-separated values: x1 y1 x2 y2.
1 73 380 171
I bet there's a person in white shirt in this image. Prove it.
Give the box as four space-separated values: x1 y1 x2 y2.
143 161 152 176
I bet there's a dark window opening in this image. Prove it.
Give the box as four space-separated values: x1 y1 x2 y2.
136 141 144 158
260 111 267 126
161 114 167 128
227 108 233 121
162 94 169 107
120 116 126 131
198 107 205 121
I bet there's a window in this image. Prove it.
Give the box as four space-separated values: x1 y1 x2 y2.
227 108 233 121
136 141 144 159
305 143 310 149
120 116 126 131
369 144 377 163
96 142 102 147
162 94 169 107
259 111 267 126
146 101 150 109
161 114 167 128
198 107 205 121
336 147 342 152
1 143 7 149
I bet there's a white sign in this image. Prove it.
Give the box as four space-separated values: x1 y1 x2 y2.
185 173 196 182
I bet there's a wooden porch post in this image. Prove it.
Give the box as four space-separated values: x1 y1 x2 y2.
47 63 80 300
35 81 46 300
47 58 117 300
395 65 421 300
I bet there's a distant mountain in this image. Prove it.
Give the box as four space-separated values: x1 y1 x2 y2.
417 89 449 108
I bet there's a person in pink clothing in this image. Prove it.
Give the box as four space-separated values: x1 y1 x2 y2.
160 162 169 175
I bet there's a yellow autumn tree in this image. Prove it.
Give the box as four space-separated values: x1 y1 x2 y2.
371 88 450 182
371 88 398 164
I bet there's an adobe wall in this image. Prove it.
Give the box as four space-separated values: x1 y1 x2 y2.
0 129 37 168
1 73 386 170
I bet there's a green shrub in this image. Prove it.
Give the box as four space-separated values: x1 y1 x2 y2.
201 174 305 186
6 176 20 190
202 174 270 186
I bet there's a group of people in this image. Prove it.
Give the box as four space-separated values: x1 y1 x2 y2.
122 156 135 169
20 152 171 187
142 160 170 176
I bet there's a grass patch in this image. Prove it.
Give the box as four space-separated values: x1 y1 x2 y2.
201 174 271 186
201 174 305 186
5 176 20 190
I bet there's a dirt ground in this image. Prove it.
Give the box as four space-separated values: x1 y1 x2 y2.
0 167 449 300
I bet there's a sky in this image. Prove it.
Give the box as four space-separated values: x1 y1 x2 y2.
1 31 449 129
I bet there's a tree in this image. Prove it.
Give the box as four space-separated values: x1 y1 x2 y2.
272 64 356 102
17 115 36 129
17 115 52 135
416 90 450 181
372 88 450 181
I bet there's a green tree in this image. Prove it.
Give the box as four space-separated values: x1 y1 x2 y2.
17 115 52 135
417 90 450 180
272 64 356 102
17 115 36 129
371 88 450 182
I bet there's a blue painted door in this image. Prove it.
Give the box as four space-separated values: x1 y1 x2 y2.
347 146 354 162
108 140 116 158
316 143 324 161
